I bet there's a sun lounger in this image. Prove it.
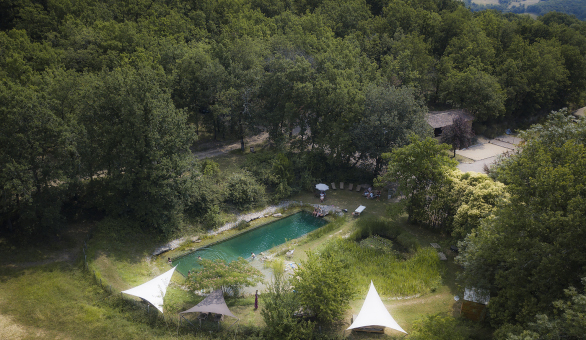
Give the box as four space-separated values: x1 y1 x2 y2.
331 182 336 190
348 183 354 191
352 205 366 217
339 182 344 190
356 184 361 192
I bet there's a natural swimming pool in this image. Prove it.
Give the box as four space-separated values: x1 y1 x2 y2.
172 211 328 276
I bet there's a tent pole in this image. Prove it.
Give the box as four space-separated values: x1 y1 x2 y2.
227 318 239 329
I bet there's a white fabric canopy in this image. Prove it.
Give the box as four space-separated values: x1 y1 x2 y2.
347 281 407 334
315 183 329 191
122 266 176 313
179 289 236 318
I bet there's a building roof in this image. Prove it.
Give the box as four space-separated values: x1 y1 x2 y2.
426 109 474 129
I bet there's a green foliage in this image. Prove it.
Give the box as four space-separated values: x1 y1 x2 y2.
440 66 506 122
187 258 263 296
499 278 586 340
322 239 441 296
349 216 403 241
200 159 221 177
291 251 355 324
261 261 315 340
410 313 469 340
458 111 586 327
448 170 509 239
352 84 431 173
236 220 251 230
225 171 267 210
376 135 458 228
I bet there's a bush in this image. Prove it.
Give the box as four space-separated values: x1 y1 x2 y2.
349 216 403 241
225 171 266 210
396 232 421 252
236 220 250 230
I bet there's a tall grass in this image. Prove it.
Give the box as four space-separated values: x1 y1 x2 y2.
306 215 345 241
349 216 421 251
322 239 442 297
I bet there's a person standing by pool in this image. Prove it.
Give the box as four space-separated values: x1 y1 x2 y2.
254 290 259 310
251 252 256 260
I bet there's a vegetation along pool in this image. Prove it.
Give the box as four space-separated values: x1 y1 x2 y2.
172 212 327 275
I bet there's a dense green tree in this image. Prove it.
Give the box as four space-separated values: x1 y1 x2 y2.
376 136 457 227
291 251 355 324
0 80 72 236
82 66 196 234
352 84 431 173
458 111 586 328
440 66 506 122
261 260 315 340
501 279 586 340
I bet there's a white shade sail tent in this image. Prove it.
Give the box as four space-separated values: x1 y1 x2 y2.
347 281 407 334
122 266 176 313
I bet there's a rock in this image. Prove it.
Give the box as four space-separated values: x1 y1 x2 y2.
191 236 200 242
273 213 282 217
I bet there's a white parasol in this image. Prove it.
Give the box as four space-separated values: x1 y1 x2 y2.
315 183 329 191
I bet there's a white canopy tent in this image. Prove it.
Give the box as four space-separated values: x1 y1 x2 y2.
347 281 407 334
122 266 176 313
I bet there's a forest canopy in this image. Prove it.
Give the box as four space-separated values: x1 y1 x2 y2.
1 0 586 238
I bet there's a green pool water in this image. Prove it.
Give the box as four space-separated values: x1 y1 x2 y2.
173 212 327 276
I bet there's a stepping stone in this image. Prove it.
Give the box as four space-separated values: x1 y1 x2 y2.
348 183 354 191
331 182 337 190
340 182 344 190
430 243 441 249
438 252 447 261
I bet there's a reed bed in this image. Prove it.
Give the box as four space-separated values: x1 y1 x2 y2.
322 239 442 297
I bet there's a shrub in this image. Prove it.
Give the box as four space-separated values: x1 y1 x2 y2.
200 159 221 177
291 251 355 324
396 232 421 252
225 171 266 210
349 216 403 241
236 220 250 230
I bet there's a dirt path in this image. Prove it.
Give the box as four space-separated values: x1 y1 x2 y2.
193 132 269 159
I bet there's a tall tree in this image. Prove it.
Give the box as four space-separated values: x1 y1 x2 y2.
440 115 474 157
458 110 586 328
376 135 457 227
83 65 196 234
352 84 431 174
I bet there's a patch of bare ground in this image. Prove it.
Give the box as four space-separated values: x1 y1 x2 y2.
192 132 269 159
0 313 50 339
